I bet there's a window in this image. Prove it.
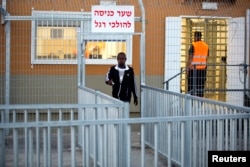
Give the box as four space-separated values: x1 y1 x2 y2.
84 38 132 65
31 11 82 64
31 11 133 65
82 20 133 64
85 40 126 59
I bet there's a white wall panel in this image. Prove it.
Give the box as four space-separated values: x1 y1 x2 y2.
227 17 245 106
164 17 181 92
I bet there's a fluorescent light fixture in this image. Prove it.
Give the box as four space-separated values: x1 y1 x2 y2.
100 0 116 5
202 2 218 10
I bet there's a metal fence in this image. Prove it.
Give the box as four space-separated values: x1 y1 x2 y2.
77 86 130 167
0 86 130 167
141 85 250 167
0 1 250 167
164 63 250 106
1 85 249 167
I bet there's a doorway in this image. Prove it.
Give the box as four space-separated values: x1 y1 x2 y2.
181 18 228 101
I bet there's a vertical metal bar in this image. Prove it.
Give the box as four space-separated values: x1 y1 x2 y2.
230 119 235 150
0 129 5 167
71 109 76 167
0 109 4 166
77 30 82 86
138 0 145 132
243 118 248 150
28 128 33 167
225 115 229 150
99 125 104 167
103 108 108 167
81 108 86 166
82 117 86 166
193 66 197 96
47 109 51 167
181 122 185 167
193 121 197 167
138 0 145 85
206 120 210 167
167 122 172 167
141 124 145 167
126 125 131 167
202 107 206 167
118 105 124 167
4 20 10 136
78 24 85 87
93 108 97 167
230 110 236 150
13 110 18 167
85 126 89 167
24 110 28 167
124 103 130 167
217 118 223 150
43 128 48 167
238 118 242 149
113 125 117 167
184 95 191 167
246 10 250 107
243 64 247 106
36 110 40 167
57 109 63 167
154 123 158 167
221 116 225 151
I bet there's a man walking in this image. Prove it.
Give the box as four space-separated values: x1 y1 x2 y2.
105 52 138 105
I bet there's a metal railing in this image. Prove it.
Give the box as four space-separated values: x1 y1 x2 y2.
0 85 249 167
141 85 250 167
163 63 250 106
0 86 130 167
1 105 249 167
77 86 130 167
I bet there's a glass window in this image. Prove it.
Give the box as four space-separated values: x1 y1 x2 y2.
85 40 126 60
31 11 133 65
36 25 78 60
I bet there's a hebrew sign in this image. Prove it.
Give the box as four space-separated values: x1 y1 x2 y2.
91 5 134 33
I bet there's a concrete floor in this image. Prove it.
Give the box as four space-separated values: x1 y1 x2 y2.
4 132 168 167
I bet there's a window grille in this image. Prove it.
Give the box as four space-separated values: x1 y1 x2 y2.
31 11 133 65
50 29 64 39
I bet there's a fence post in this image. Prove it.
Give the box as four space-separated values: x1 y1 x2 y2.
183 94 192 167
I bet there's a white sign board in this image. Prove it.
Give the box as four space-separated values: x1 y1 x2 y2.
91 5 134 33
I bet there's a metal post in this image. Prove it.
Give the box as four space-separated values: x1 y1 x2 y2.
183 94 192 167
166 81 169 90
193 65 197 96
4 17 10 136
77 31 85 87
243 63 248 106
138 0 145 120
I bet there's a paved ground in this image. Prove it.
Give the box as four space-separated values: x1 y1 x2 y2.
4 132 168 167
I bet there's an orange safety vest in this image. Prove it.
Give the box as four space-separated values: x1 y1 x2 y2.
191 41 209 69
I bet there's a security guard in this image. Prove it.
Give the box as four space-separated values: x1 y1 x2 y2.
187 31 209 97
